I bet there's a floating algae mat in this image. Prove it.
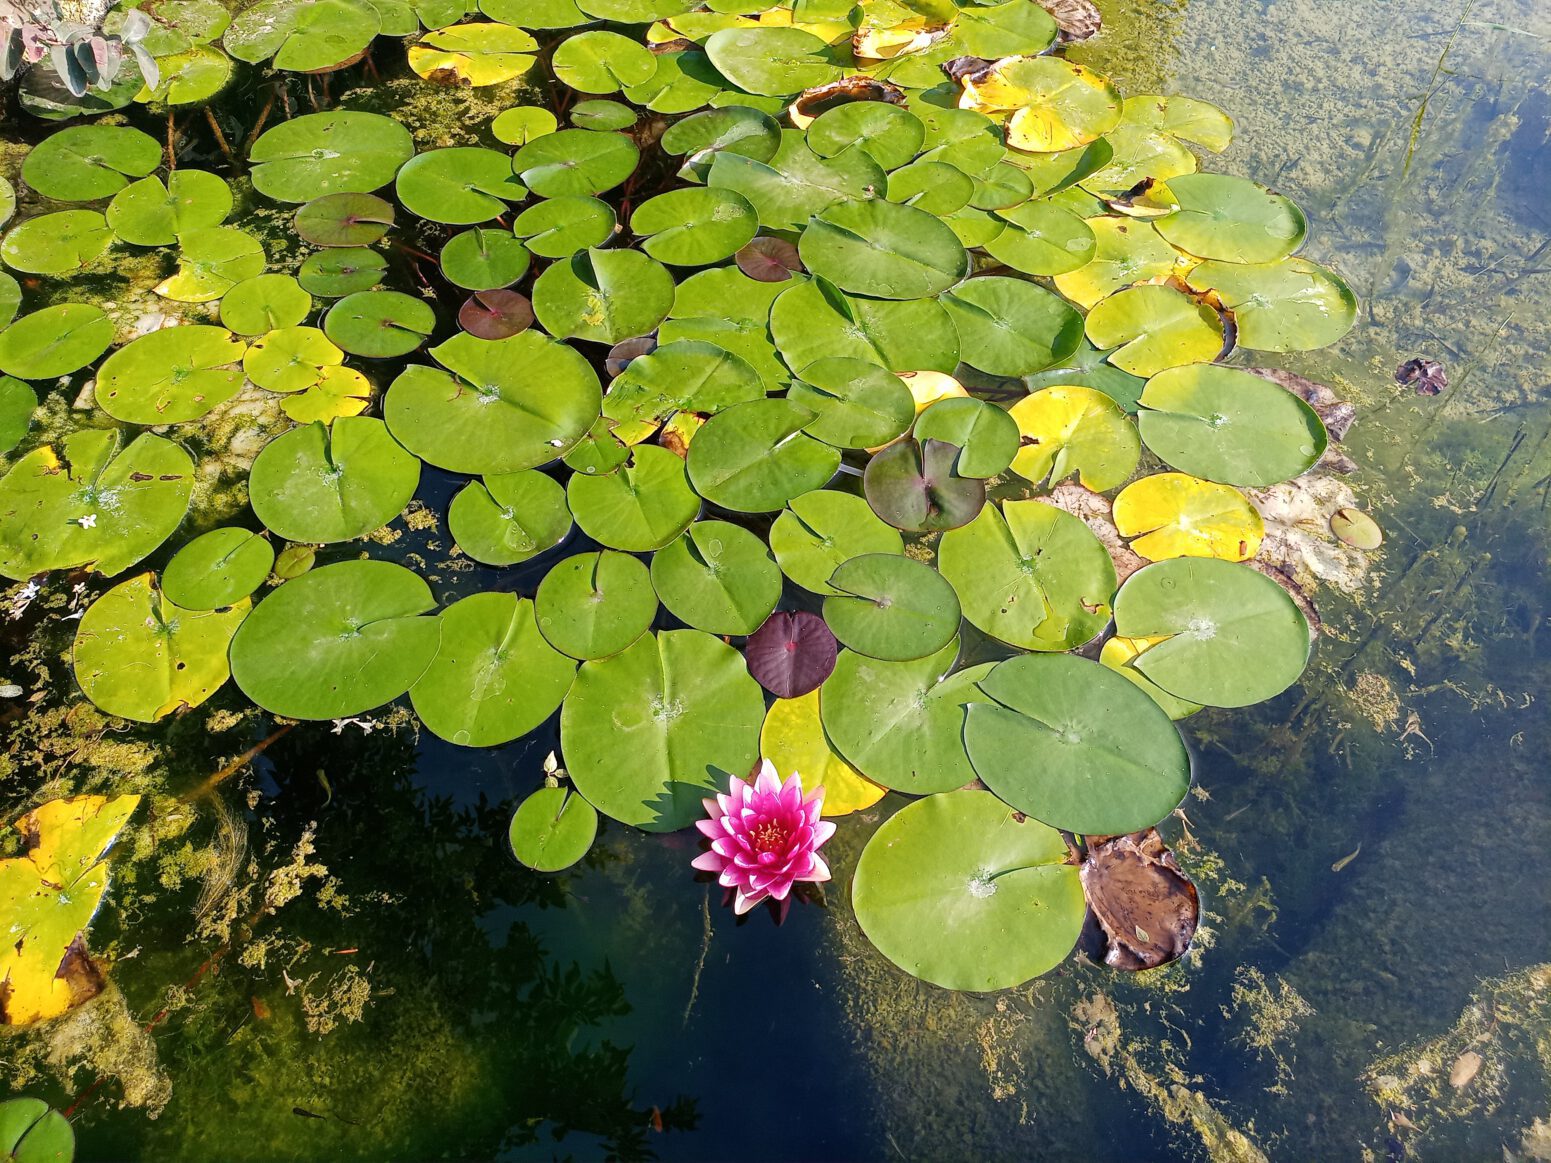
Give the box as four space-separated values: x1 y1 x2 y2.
0 0 1546 1158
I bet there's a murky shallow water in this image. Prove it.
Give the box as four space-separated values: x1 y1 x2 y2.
2 0 1548 1159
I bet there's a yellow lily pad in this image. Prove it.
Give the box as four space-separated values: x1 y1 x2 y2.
1007 384 1140 491
281 364 374 424
1050 217 1182 309
761 690 887 817
1113 471 1263 561
1085 284 1225 377
0 795 140 1026
959 56 1121 153
409 22 539 86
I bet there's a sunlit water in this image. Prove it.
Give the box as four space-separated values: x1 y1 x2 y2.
3 0 1548 1159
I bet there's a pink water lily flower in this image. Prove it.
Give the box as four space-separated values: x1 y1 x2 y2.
692 760 836 915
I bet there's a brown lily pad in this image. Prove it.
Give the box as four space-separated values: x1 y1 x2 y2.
790 76 907 126
1038 0 1102 43
1079 828 1198 971
1396 357 1447 396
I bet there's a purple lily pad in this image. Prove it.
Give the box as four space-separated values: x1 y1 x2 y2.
745 610 837 699
863 437 986 532
458 290 533 339
736 237 803 283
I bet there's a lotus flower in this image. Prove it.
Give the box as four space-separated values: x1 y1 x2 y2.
692 761 835 915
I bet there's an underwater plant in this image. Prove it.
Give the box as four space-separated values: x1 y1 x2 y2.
692 761 834 915
0 0 1369 1015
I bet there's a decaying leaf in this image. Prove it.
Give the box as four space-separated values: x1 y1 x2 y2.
1037 0 1102 43
1449 1049 1483 1089
1396 357 1447 396
789 76 907 128
0 794 141 1026
1079 828 1199 971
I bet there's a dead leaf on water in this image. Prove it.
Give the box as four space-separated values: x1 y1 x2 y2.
1449 1049 1483 1089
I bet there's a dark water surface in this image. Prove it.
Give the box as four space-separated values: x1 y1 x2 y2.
4 0 1549 1160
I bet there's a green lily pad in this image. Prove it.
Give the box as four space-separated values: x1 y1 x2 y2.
2 211 113 275
887 159 975 216
293 192 396 247
703 26 840 97
603 339 763 428
95 325 247 424
249 111 415 203
1185 257 1357 352
1006 384 1140 491
512 129 639 197
491 105 559 145
769 278 960 374
707 135 885 232
161 526 275 609
385 330 601 473
567 444 700 550
243 326 342 393
106 170 233 246
0 177 14 229
0 304 113 379
225 0 380 71
769 489 903 594
940 276 1084 376
799 198 968 300
297 247 388 297
650 520 780 635
0 273 17 328
154 226 265 302
0 1097 75 1163
139 45 237 105
512 195 616 258
863 437 985 532
553 29 655 93
823 552 961 662
447 470 571 565
561 415 631 476
571 99 638 131
559 629 764 831
532 247 676 344
73 572 248 723
20 125 160 201
787 357 914 450
1084 284 1225 377
686 398 840 512
576 0 697 20
1020 335 1146 412
661 104 781 183
535 549 658 659
965 652 1190 833
807 101 925 170
0 377 37 454
249 417 420 543
631 187 758 267
911 397 1019 478
1112 557 1311 708
984 199 1095 275
323 291 436 358
624 49 722 114
819 638 993 793
938 498 1116 650
852 789 1085 990
229 559 440 720
0 429 193 581
411 592 576 746
1137 363 1327 486
1153 172 1306 264
395 147 528 225
439 227 532 290
509 786 597 873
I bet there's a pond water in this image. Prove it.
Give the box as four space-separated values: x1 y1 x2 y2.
1 0 1548 1160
